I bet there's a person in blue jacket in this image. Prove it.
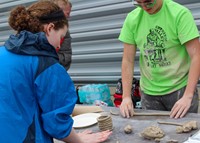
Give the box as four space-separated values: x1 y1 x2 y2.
0 1 111 143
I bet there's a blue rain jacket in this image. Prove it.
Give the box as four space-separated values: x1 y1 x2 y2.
0 31 77 143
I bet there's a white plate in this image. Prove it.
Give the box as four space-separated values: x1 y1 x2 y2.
72 113 101 128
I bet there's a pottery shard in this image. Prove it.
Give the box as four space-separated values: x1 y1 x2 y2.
176 120 198 133
124 125 133 134
166 140 179 143
140 126 165 140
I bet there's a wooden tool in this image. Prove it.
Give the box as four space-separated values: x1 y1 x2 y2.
157 121 183 126
134 112 170 116
72 105 103 116
157 120 198 133
110 109 170 116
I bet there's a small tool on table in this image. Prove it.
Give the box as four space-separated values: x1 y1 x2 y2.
109 109 170 116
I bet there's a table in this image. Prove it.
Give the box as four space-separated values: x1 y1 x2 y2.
75 106 200 143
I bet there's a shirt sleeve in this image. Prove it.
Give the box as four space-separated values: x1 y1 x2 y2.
118 13 136 45
177 8 199 45
34 63 77 139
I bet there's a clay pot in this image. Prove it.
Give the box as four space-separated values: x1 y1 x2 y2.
97 115 113 131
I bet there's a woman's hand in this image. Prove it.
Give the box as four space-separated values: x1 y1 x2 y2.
78 130 112 143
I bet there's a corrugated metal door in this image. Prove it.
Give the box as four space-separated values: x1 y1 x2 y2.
69 0 200 85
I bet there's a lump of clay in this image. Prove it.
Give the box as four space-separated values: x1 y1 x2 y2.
176 120 198 133
140 126 165 140
124 125 133 134
154 138 162 143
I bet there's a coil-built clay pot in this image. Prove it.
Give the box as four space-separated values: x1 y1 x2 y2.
97 115 113 131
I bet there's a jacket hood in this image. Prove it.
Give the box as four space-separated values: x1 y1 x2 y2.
4 30 58 59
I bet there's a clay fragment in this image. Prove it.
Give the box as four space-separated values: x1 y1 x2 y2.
176 120 198 133
166 139 179 143
140 126 165 140
124 124 133 134
154 138 162 142
158 120 198 134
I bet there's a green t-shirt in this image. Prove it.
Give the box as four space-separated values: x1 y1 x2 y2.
119 0 199 95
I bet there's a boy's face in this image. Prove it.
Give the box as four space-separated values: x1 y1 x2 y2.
57 2 71 18
134 0 156 8
133 0 161 14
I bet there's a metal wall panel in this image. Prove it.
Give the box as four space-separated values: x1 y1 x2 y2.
69 0 200 85
0 0 37 45
0 0 200 86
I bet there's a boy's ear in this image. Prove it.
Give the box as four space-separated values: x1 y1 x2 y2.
45 23 55 36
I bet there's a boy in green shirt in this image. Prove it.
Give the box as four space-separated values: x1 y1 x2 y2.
119 0 200 119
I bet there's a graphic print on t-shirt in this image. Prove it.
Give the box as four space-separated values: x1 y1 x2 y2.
143 26 171 68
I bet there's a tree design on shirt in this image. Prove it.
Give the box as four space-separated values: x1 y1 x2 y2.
143 26 171 68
